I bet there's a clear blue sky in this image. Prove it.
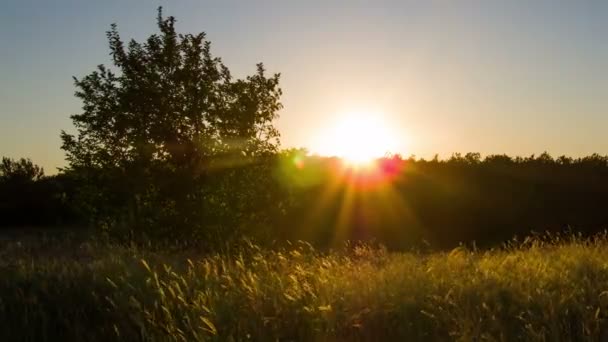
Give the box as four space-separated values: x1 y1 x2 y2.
1 0 607 172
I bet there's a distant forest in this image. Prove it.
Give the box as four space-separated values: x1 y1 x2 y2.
2 152 608 250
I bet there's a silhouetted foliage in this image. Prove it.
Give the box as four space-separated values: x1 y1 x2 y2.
0 158 81 227
274 152 608 250
0 157 44 183
60 8 282 246
2 150 608 249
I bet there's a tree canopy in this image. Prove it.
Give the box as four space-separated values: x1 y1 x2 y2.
60 8 283 245
62 7 281 171
0 157 44 183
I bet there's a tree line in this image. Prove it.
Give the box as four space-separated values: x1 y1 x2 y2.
0 157 81 227
271 151 608 249
2 152 608 250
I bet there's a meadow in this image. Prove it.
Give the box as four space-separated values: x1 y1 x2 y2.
2 9 608 341
3 231 608 341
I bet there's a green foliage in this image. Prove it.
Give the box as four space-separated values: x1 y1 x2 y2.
60 8 282 246
3 234 608 340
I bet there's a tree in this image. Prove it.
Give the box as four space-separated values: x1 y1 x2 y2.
61 8 283 245
0 157 44 183
0 157 44 227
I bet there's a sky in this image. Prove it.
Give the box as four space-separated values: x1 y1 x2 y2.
1 0 607 172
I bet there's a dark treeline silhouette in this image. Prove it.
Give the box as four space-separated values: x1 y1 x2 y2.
2 152 608 250
0 157 81 227
3 9 607 251
276 151 608 250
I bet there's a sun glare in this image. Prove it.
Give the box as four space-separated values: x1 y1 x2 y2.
314 111 400 166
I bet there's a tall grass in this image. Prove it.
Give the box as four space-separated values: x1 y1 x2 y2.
2 233 608 341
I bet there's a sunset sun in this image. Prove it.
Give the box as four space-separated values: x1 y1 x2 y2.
315 111 399 165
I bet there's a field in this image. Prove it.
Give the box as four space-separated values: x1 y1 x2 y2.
3 232 608 341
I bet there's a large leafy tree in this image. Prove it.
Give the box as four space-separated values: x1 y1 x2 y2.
61 8 283 245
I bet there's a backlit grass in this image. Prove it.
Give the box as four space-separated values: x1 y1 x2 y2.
2 233 608 341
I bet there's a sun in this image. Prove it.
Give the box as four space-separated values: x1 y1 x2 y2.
314 111 400 166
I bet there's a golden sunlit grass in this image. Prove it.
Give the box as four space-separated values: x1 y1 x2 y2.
313 110 401 167
3 233 608 340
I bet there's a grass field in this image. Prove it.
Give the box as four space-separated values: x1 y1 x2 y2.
2 232 608 341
